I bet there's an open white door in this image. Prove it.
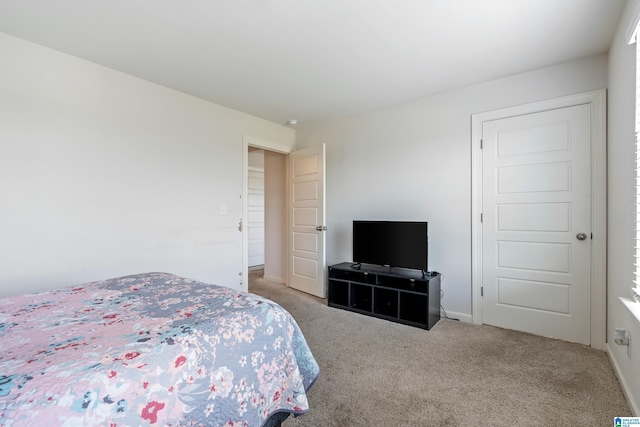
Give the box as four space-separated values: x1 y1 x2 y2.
288 144 326 298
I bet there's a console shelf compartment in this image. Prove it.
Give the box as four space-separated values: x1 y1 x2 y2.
327 262 440 330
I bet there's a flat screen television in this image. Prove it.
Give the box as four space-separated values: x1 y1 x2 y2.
352 221 428 272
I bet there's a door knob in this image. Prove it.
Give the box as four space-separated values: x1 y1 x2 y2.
576 232 587 241
315 226 327 231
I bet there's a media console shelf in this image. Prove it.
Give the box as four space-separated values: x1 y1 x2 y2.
328 262 441 330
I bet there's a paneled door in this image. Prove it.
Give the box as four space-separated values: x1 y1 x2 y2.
288 144 326 298
481 104 591 344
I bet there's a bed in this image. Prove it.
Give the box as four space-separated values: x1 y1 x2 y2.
0 272 319 427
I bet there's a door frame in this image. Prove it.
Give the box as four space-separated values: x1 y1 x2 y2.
470 89 607 349
242 135 293 293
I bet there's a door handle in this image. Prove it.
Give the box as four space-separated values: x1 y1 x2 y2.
316 226 327 231
576 232 587 241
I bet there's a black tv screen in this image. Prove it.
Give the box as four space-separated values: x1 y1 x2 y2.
352 221 428 271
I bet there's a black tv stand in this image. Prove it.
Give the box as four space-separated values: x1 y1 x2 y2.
328 262 441 330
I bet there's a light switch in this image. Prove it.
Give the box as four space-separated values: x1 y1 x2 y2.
220 205 228 215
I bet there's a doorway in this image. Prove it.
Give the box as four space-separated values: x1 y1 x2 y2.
245 146 288 288
241 136 327 298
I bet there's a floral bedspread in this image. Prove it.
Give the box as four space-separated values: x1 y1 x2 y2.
0 272 319 427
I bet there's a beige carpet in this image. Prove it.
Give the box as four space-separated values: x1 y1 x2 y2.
249 270 632 427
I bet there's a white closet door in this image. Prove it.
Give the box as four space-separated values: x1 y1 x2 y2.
481 104 591 344
247 167 265 267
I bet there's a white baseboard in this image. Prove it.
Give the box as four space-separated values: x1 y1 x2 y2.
440 309 472 323
607 343 639 416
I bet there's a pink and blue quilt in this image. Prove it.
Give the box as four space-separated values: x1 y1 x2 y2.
0 272 319 426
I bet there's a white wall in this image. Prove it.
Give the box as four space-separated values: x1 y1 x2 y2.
264 151 287 283
607 0 640 415
295 54 608 320
0 33 294 296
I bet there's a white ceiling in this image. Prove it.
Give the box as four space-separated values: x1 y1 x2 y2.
0 0 626 125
